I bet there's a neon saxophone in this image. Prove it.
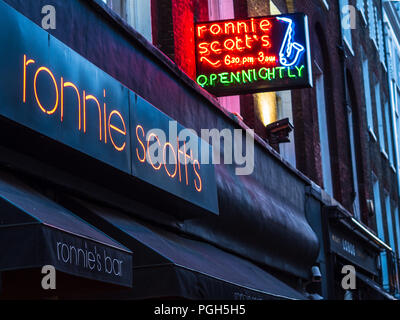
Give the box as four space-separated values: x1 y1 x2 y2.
277 17 305 67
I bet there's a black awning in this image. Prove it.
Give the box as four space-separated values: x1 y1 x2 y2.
0 173 132 288
71 200 308 300
357 273 397 300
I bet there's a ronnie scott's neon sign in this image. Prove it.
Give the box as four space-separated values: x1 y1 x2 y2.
194 13 312 96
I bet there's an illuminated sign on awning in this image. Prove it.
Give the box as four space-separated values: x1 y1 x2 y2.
194 13 312 96
0 1 219 215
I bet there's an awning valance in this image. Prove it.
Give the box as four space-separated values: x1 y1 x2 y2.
72 200 308 300
0 172 132 288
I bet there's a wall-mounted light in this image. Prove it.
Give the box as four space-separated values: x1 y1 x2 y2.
265 117 294 149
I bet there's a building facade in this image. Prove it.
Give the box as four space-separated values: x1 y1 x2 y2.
100 0 400 299
0 0 398 300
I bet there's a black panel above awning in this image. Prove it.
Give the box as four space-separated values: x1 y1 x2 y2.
70 200 308 300
0 172 132 288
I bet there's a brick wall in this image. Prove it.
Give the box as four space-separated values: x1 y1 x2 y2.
345 0 399 235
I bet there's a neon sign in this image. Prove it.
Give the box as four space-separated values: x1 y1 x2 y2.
276 17 305 67
0 0 219 215
23 55 128 152
131 97 207 198
195 13 312 96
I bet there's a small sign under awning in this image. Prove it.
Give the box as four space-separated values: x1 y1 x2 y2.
0 172 132 288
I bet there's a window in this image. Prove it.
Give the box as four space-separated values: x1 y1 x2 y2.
385 193 398 293
348 106 361 219
277 91 296 167
374 82 386 153
387 37 394 78
208 0 234 21
362 55 375 137
376 8 385 65
395 206 400 291
394 84 400 175
256 91 296 167
357 0 367 23
373 176 385 237
373 174 389 289
395 207 400 255
385 101 395 166
367 0 377 47
385 193 396 251
396 85 400 165
384 192 397 292
316 73 333 196
102 0 152 42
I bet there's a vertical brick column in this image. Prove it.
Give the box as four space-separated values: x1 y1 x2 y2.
172 0 196 79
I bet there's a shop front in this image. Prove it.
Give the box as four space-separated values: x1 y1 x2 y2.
325 205 396 300
306 183 396 300
0 0 320 299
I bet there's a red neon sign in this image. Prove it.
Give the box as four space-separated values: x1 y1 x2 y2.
194 13 312 96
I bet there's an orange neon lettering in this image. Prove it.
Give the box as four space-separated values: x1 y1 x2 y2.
163 142 177 178
184 142 191 186
261 35 271 48
83 92 102 141
266 55 276 64
108 110 126 152
147 133 162 170
224 22 235 34
235 37 245 51
198 42 210 55
245 34 254 49
61 79 81 130
33 66 59 115
224 39 235 51
210 41 222 54
136 125 146 162
193 157 202 192
210 24 222 35
103 90 107 144
200 57 221 67
259 19 271 31
177 138 182 182
237 21 248 34
23 55 35 103
197 25 207 37
251 18 255 33
178 141 191 186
